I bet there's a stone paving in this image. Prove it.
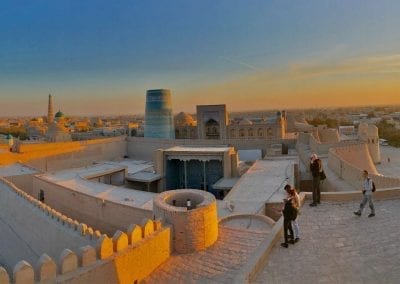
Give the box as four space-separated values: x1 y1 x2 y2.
145 225 268 283
254 198 400 284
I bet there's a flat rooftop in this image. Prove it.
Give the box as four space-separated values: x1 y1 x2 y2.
219 158 295 217
126 171 161 183
255 198 400 283
165 146 231 153
0 163 39 177
37 160 156 209
102 159 153 174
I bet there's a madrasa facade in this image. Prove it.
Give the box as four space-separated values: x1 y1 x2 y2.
174 104 287 140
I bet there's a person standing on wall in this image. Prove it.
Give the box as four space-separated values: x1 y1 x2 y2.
354 170 376 217
309 153 322 207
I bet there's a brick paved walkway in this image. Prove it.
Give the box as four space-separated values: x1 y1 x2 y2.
145 225 268 283
254 198 400 284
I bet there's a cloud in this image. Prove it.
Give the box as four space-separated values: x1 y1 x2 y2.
219 56 261 71
286 53 400 79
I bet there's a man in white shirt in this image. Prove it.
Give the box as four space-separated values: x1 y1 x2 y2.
354 170 375 217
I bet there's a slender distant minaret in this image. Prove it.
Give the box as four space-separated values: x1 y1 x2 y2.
48 94 54 124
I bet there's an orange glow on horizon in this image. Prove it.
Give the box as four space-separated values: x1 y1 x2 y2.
175 53 400 112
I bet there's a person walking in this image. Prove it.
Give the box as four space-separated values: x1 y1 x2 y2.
284 184 300 242
309 153 322 206
354 170 376 217
281 188 298 248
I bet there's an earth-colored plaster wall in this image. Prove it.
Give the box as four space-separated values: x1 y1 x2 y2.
59 225 171 284
0 212 171 284
331 144 377 175
33 177 153 236
0 178 95 275
308 132 361 156
127 137 296 161
26 137 127 172
1 137 127 168
309 134 338 155
154 190 218 254
5 174 36 195
328 146 400 189
318 129 340 143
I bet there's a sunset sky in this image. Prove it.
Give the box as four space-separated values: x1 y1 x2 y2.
1 0 400 116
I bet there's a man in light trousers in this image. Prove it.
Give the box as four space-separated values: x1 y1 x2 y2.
354 170 375 218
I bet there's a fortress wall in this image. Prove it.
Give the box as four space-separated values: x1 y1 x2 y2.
328 146 375 189
309 132 361 156
318 129 339 143
0 218 171 284
22 137 127 172
327 150 342 177
5 173 36 195
17 137 125 153
0 178 97 274
328 145 400 189
57 222 171 284
127 137 296 161
297 132 310 145
298 145 310 166
335 144 377 174
309 134 336 155
32 177 153 236
296 133 312 166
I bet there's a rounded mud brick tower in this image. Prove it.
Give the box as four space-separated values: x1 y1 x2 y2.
153 189 218 254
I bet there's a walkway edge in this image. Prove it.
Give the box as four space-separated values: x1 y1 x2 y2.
233 216 284 284
304 187 400 202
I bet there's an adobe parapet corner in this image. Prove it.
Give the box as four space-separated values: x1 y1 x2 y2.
153 189 218 254
0 219 169 283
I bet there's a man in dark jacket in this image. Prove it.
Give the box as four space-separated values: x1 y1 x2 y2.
281 189 297 248
310 153 322 206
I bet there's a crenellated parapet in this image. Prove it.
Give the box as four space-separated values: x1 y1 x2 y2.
0 218 170 283
0 176 103 242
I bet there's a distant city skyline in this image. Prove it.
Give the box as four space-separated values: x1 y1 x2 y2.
1 1 400 116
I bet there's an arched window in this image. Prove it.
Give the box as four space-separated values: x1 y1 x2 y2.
267 128 273 137
248 128 254 137
239 129 245 137
258 128 264 137
205 119 219 139
230 129 235 138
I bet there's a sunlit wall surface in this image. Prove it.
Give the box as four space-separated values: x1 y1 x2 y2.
144 89 175 139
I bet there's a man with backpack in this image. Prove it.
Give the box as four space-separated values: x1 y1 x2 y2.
354 170 376 217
